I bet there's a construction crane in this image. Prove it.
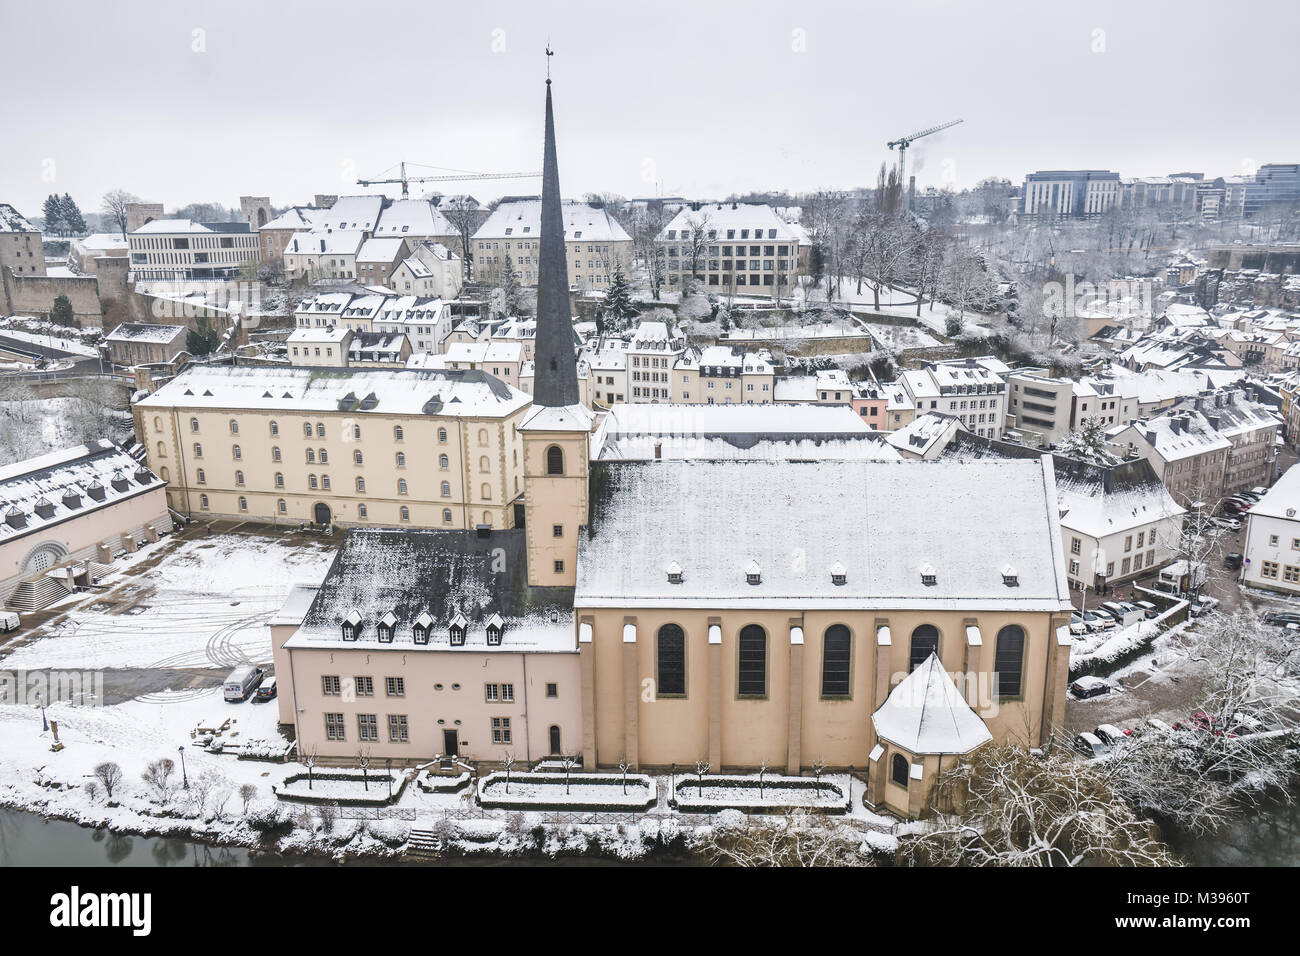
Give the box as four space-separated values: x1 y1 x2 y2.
357 161 541 199
887 119 964 210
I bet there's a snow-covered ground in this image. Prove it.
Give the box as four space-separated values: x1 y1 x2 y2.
2 532 337 673
0 324 100 357
795 279 994 338
0 395 133 463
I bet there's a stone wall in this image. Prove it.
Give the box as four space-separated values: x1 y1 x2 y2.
0 265 104 326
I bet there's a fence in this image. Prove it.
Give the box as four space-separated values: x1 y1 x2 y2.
338 806 415 821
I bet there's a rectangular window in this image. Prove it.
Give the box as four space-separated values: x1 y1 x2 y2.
325 712 345 740
1262 561 1279 579
485 683 498 702
737 628 766 697
546 683 558 698
501 682 514 702
491 716 512 744
386 677 405 697
357 714 378 741
1285 566 1300 584
388 714 409 742
322 675 340 696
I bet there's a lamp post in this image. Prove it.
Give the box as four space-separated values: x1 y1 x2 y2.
37 691 48 732
178 745 189 789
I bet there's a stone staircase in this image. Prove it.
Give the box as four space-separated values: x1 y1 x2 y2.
6 575 72 612
406 827 441 860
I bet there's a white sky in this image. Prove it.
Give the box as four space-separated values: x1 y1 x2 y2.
2 0 1296 217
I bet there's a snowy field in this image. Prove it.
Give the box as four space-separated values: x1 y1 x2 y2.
863 322 940 351
795 279 994 338
1 531 337 674
0 395 133 463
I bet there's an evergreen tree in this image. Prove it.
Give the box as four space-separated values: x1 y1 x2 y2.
1057 417 1119 465
186 317 221 356
49 294 76 327
495 257 526 318
42 194 66 236
60 194 87 234
599 265 637 334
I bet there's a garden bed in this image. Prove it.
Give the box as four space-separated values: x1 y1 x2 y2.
275 771 407 806
671 774 847 813
415 770 471 794
477 772 656 811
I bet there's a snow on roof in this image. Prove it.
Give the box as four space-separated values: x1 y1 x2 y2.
474 199 631 243
105 323 186 344
314 195 384 232
1112 410 1232 462
871 653 994 755
135 364 531 418
520 403 595 432
286 229 367 256
0 441 163 544
657 202 802 242
597 434 900 461
287 326 349 343
270 583 321 627
577 458 1071 609
355 237 408 263
886 413 960 456
600 402 872 437
773 376 818 402
71 233 129 251
0 203 38 233
260 206 325 232
1245 463 1300 521
289 528 575 653
373 199 455 238
1053 458 1185 539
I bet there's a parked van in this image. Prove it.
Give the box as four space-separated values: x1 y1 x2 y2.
0 610 19 633
1099 601 1139 627
223 666 263 702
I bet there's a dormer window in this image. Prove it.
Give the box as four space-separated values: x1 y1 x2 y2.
919 563 937 587
830 562 847 586
377 611 397 643
486 612 504 647
413 611 433 645
450 612 467 646
342 610 362 641
666 561 683 585
745 559 762 586
1001 564 1019 587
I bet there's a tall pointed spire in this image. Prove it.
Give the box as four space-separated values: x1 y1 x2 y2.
532 59 581 408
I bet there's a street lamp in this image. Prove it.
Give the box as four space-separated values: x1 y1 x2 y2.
178 745 189 789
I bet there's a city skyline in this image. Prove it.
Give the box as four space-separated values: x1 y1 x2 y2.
2 0 1296 215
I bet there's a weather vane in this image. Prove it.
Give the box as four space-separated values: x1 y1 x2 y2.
545 43 553 80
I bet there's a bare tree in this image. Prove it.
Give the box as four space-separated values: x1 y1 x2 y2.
302 745 317 791
695 758 710 798
357 747 372 792
440 196 482 277
810 758 827 795
699 810 869 867
141 757 177 804
317 801 338 834
560 752 580 796
93 762 123 800
618 755 631 795
898 743 1177 866
680 213 713 288
238 783 257 814
757 759 767 800
1105 613 1300 836
101 189 141 238
502 752 516 794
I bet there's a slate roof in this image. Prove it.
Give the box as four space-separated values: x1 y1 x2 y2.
288 528 575 652
576 458 1071 610
0 441 164 544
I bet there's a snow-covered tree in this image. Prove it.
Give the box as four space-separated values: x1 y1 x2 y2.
1056 417 1120 465
101 189 141 238
60 194 87 234
94 762 123 800
597 264 637 335
1106 613 1300 837
42 194 67 236
699 810 871 867
898 743 1177 866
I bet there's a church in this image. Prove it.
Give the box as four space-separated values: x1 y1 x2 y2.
270 72 1074 819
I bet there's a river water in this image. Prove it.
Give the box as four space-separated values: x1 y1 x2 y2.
0 807 674 867
3 803 1295 866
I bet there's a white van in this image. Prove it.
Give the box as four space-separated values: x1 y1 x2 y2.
223 666 264 702
0 610 19 633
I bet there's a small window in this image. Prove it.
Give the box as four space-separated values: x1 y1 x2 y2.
552 524 563 537
438 427 447 443
196 468 206 484
443 508 452 524
891 753 910 787
394 425 404 440
398 478 408 495
199 494 209 509
229 419 239 435
441 481 451 497
190 417 200 433
277 498 287 513
358 503 368 519
396 452 406 467
546 683 558 699
400 505 410 522
553 560 565 574
354 449 363 465
238 496 247 512
193 443 202 458
546 445 564 475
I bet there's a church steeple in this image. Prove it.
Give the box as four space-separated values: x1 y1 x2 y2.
532 60 581 408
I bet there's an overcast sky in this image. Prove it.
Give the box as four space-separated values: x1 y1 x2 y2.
2 0 1296 218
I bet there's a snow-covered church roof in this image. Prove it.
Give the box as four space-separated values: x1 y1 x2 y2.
576 458 1071 610
872 653 993 755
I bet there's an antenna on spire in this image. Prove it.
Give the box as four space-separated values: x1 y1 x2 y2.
545 43 553 82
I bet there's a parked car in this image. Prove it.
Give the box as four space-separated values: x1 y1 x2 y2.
1070 675 1111 699
1094 724 1131 746
0 610 19 633
1151 580 1180 596
1068 613 1089 636
223 666 264 702
1195 595 1220 610
1099 601 1141 626
1073 732 1108 758
1174 711 1235 737
1213 517 1242 532
1224 552 1243 570
1228 712 1268 736
1145 718 1174 734
1134 600 1160 619
1080 609 1116 631
1263 610 1300 627
254 676 277 702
